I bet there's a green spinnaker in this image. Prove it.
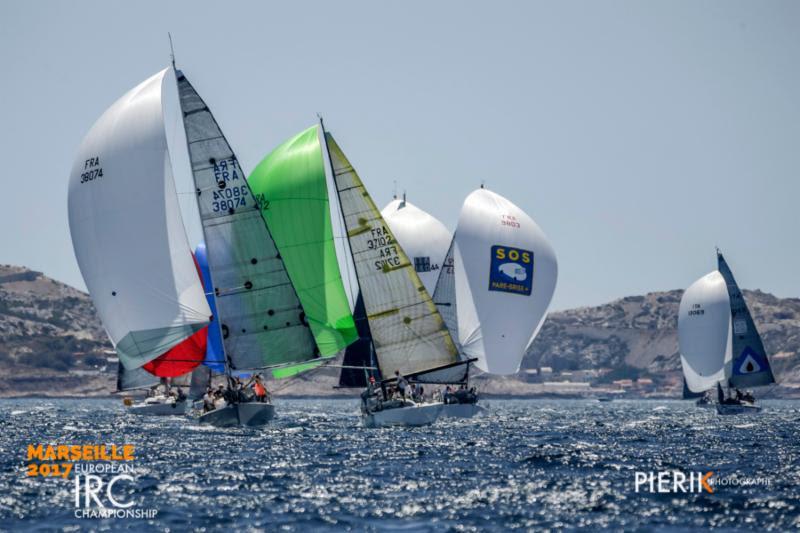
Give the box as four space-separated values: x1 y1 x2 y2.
249 125 358 356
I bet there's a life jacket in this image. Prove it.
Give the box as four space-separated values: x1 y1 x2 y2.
254 381 267 397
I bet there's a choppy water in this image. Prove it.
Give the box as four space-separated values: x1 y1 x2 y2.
0 398 798 531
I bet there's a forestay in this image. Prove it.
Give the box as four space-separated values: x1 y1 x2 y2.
678 271 732 393
717 252 775 388
326 133 458 377
68 69 211 370
455 188 557 375
175 70 318 370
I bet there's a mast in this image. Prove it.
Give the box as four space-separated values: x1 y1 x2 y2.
169 60 232 382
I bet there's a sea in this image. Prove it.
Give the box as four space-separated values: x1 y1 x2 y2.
0 398 798 531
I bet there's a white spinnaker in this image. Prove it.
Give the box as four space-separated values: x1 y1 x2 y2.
678 270 733 393
68 69 211 370
381 198 452 295
455 188 557 375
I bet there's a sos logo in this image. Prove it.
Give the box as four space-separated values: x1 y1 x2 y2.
489 245 533 296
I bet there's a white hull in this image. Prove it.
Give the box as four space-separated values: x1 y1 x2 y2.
440 403 485 419
127 399 188 416
199 402 275 428
362 402 443 428
716 402 762 415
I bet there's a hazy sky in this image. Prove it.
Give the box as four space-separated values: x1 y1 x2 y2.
1 1 797 310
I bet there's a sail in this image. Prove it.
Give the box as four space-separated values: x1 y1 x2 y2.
247 125 358 356
717 252 776 388
381 198 452 295
682 377 705 399
116 364 159 392
338 292 377 387
68 69 211 370
175 70 318 370
454 188 557 375
195 242 225 373
678 271 732 393
325 132 458 377
432 236 459 350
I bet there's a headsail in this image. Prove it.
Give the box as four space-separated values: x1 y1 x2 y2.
678 270 732 393
381 198 452 295
325 131 458 377
68 69 211 370
432 236 459 350
247 125 358 356
175 71 318 370
717 252 775 388
454 188 557 375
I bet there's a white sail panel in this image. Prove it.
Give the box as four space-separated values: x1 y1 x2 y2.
326 133 458 377
175 71 319 371
431 236 459 350
455 188 557 375
319 123 359 313
381 198 452 295
68 69 210 370
678 271 732 393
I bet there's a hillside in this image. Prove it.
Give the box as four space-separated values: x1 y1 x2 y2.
1 265 798 398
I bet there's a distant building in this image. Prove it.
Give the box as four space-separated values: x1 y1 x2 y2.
539 367 553 374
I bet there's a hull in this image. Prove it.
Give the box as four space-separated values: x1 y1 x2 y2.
716 402 762 415
127 399 188 416
199 402 275 428
362 402 443 428
440 403 486 419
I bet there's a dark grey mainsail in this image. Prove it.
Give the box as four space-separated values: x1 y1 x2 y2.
175 70 318 371
716 251 775 388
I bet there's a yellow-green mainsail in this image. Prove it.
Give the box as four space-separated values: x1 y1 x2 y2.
249 125 358 374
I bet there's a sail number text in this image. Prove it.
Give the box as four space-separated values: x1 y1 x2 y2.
688 303 705 316
367 226 401 271
211 158 249 212
79 157 103 184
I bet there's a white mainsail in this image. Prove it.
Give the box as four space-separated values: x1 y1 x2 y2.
68 69 211 370
381 198 452 295
678 271 733 394
454 188 557 375
325 132 458 378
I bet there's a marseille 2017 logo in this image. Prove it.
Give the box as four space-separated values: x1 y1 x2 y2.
488 245 533 296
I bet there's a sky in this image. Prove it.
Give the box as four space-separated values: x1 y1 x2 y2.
0 0 797 310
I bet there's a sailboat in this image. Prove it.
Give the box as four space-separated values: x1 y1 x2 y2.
678 250 776 414
431 188 557 415
381 195 452 295
69 62 321 427
381 196 485 418
253 119 471 427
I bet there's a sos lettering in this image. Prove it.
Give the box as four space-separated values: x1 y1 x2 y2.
494 247 531 263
